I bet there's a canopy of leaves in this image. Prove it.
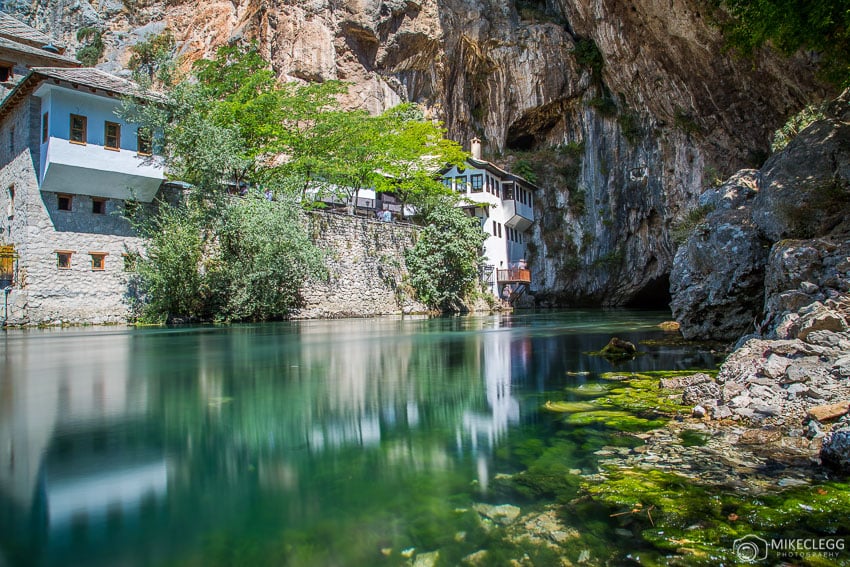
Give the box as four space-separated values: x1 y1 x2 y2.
123 44 469 320
405 202 487 311
135 193 325 323
716 0 850 86
128 29 176 83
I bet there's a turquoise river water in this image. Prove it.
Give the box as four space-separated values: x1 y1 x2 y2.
0 311 724 566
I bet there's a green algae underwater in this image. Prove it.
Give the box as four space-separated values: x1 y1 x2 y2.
507 370 850 566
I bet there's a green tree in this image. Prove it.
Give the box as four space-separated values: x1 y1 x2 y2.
405 201 487 311
76 27 105 66
128 29 177 84
716 0 850 86
210 194 326 321
135 204 206 321
375 104 467 217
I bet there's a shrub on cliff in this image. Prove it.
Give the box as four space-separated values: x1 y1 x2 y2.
405 202 488 311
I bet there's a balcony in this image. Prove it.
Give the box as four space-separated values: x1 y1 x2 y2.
40 137 165 202
502 199 533 231
497 268 531 284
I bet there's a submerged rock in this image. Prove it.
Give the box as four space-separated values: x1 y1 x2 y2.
596 337 638 358
472 503 520 526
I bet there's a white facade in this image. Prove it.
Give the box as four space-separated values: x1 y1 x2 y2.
441 157 537 298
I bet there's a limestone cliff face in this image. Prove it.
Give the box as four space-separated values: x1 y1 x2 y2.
11 0 830 305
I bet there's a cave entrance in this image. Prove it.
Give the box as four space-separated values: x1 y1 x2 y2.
506 133 537 151
625 274 672 309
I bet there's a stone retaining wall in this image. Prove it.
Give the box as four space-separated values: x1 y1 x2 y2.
295 212 430 319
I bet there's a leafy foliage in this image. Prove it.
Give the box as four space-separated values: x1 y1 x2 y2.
75 27 105 66
716 0 850 86
572 38 605 79
512 159 538 184
135 205 205 321
136 194 325 323
209 195 326 321
405 202 487 311
128 29 176 83
771 101 828 151
123 44 466 320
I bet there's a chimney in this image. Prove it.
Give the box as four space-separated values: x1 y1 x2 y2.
470 137 482 160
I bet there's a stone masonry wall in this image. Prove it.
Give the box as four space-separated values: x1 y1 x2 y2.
296 212 430 319
0 95 145 326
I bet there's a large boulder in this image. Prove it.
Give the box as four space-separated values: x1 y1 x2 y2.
763 238 850 338
670 208 770 340
752 101 850 241
671 91 850 341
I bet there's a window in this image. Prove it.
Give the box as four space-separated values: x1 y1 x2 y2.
104 122 120 150
470 174 483 192
92 198 106 214
137 128 152 156
57 194 73 211
56 250 73 269
90 252 107 271
70 114 87 144
442 178 453 189
6 185 13 218
492 221 497 236
497 223 502 238
454 176 467 193
42 112 49 143
503 183 514 200
122 253 138 272
0 65 11 82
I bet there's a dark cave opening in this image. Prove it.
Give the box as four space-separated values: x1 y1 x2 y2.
506 133 537 151
626 274 672 309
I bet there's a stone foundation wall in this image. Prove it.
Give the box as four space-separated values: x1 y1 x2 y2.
295 212 430 319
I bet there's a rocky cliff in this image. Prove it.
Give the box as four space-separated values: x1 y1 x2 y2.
7 0 831 305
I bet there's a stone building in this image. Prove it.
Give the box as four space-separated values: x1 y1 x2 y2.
0 14 166 325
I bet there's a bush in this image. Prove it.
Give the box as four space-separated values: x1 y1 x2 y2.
212 196 325 321
671 203 715 245
405 202 487 311
771 102 827 152
136 205 206 322
136 194 325 322
573 38 604 79
76 28 105 66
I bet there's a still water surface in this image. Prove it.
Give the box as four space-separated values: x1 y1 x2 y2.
0 311 716 566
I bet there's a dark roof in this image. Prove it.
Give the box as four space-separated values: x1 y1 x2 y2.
0 36 78 66
0 12 65 50
31 67 155 98
443 157 541 191
0 67 163 121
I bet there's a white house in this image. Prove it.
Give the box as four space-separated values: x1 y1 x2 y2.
0 15 168 325
441 138 537 302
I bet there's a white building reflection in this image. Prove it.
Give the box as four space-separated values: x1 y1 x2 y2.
0 329 167 542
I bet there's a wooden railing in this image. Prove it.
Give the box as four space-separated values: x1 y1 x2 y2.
497 268 531 283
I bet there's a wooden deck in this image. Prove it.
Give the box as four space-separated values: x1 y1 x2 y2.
497 268 531 283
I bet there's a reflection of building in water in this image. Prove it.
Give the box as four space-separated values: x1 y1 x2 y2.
454 317 525 490
461 330 520 451
296 318 418 452
0 330 166 558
